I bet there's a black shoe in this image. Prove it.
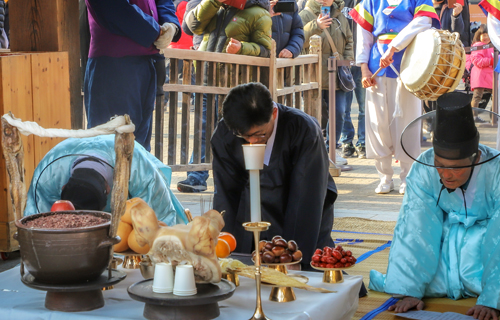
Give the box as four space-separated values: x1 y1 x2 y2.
177 176 207 193
356 145 366 159
341 143 356 158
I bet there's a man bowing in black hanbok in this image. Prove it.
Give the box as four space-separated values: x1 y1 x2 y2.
211 82 337 270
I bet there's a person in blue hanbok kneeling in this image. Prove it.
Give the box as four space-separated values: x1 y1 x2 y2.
24 135 188 227
369 92 500 320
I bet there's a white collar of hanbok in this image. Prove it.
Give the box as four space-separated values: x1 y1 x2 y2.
263 103 279 166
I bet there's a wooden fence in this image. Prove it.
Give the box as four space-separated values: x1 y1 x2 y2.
154 39 323 172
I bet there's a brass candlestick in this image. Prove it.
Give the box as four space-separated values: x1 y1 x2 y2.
243 221 272 320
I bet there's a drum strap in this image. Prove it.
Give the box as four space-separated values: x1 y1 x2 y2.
376 43 404 119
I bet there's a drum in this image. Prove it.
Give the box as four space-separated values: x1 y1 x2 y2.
400 29 466 101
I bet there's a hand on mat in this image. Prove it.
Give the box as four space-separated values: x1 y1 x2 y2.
388 296 424 313
380 46 397 69
361 64 376 88
466 305 500 320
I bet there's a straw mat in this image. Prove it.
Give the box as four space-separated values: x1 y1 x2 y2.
331 230 391 289
331 219 479 319
353 292 477 320
333 217 396 235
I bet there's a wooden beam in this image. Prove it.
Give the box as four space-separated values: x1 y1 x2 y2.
10 0 83 129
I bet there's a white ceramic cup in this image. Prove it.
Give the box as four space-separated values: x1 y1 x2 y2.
242 144 266 170
152 262 174 293
173 264 197 296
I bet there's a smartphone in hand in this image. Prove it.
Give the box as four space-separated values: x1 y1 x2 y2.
274 0 295 13
321 5 331 17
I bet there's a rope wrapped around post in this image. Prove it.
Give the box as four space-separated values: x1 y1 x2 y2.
1 114 26 223
1 112 135 280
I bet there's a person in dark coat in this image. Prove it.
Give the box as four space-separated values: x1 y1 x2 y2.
270 0 304 58
433 0 471 47
211 82 337 270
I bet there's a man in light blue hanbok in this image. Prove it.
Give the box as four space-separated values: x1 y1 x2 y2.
369 92 500 320
24 135 188 226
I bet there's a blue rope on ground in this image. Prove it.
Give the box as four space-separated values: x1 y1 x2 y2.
356 241 392 263
335 238 364 245
359 297 399 320
332 229 394 236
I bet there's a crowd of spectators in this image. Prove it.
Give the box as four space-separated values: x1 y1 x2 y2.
76 0 483 195
169 0 483 195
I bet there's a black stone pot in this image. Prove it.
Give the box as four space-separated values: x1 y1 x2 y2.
15 210 119 284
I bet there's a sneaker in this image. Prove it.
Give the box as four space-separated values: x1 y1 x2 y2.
356 145 366 159
336 152 348 165
474 116 487 124
177 176 207 193
399 183 406 195
375 180 394 194
341 142 356 158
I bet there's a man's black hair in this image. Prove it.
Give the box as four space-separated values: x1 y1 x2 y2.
222 82 274 134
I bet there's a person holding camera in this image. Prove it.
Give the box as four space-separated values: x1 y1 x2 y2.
270 0 305 58
300 0 354 164
350 0 439 195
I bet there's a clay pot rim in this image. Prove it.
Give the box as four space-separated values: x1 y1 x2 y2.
15 210 111 233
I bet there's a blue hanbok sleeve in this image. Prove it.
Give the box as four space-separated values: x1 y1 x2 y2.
372 158 444 299
86 0 161 48
156 0 182 42
477 165 500 309
128 146 187 226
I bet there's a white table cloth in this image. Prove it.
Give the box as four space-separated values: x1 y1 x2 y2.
0 265 362 320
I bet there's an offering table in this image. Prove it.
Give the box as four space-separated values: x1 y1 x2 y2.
0 265 362 320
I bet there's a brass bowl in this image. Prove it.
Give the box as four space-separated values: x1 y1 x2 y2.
139 261 155 279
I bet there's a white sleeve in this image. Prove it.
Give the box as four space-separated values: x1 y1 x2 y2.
356 27 374 65
488 14 500 52
389 16 432 51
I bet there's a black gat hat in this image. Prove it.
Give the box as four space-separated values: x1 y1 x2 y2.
400 91 500 169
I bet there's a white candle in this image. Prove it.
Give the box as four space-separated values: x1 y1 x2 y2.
242 144 266 222
248 170 261 222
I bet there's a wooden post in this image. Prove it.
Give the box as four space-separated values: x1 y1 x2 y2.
108 116 134 278
309 35 322 123
1 115 26 224
9 0 83 129
269 40 278 101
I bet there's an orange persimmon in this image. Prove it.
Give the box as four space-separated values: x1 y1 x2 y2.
218 232 237 252
215 239 231 258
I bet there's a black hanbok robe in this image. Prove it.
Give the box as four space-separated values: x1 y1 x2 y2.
211 103 337 269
